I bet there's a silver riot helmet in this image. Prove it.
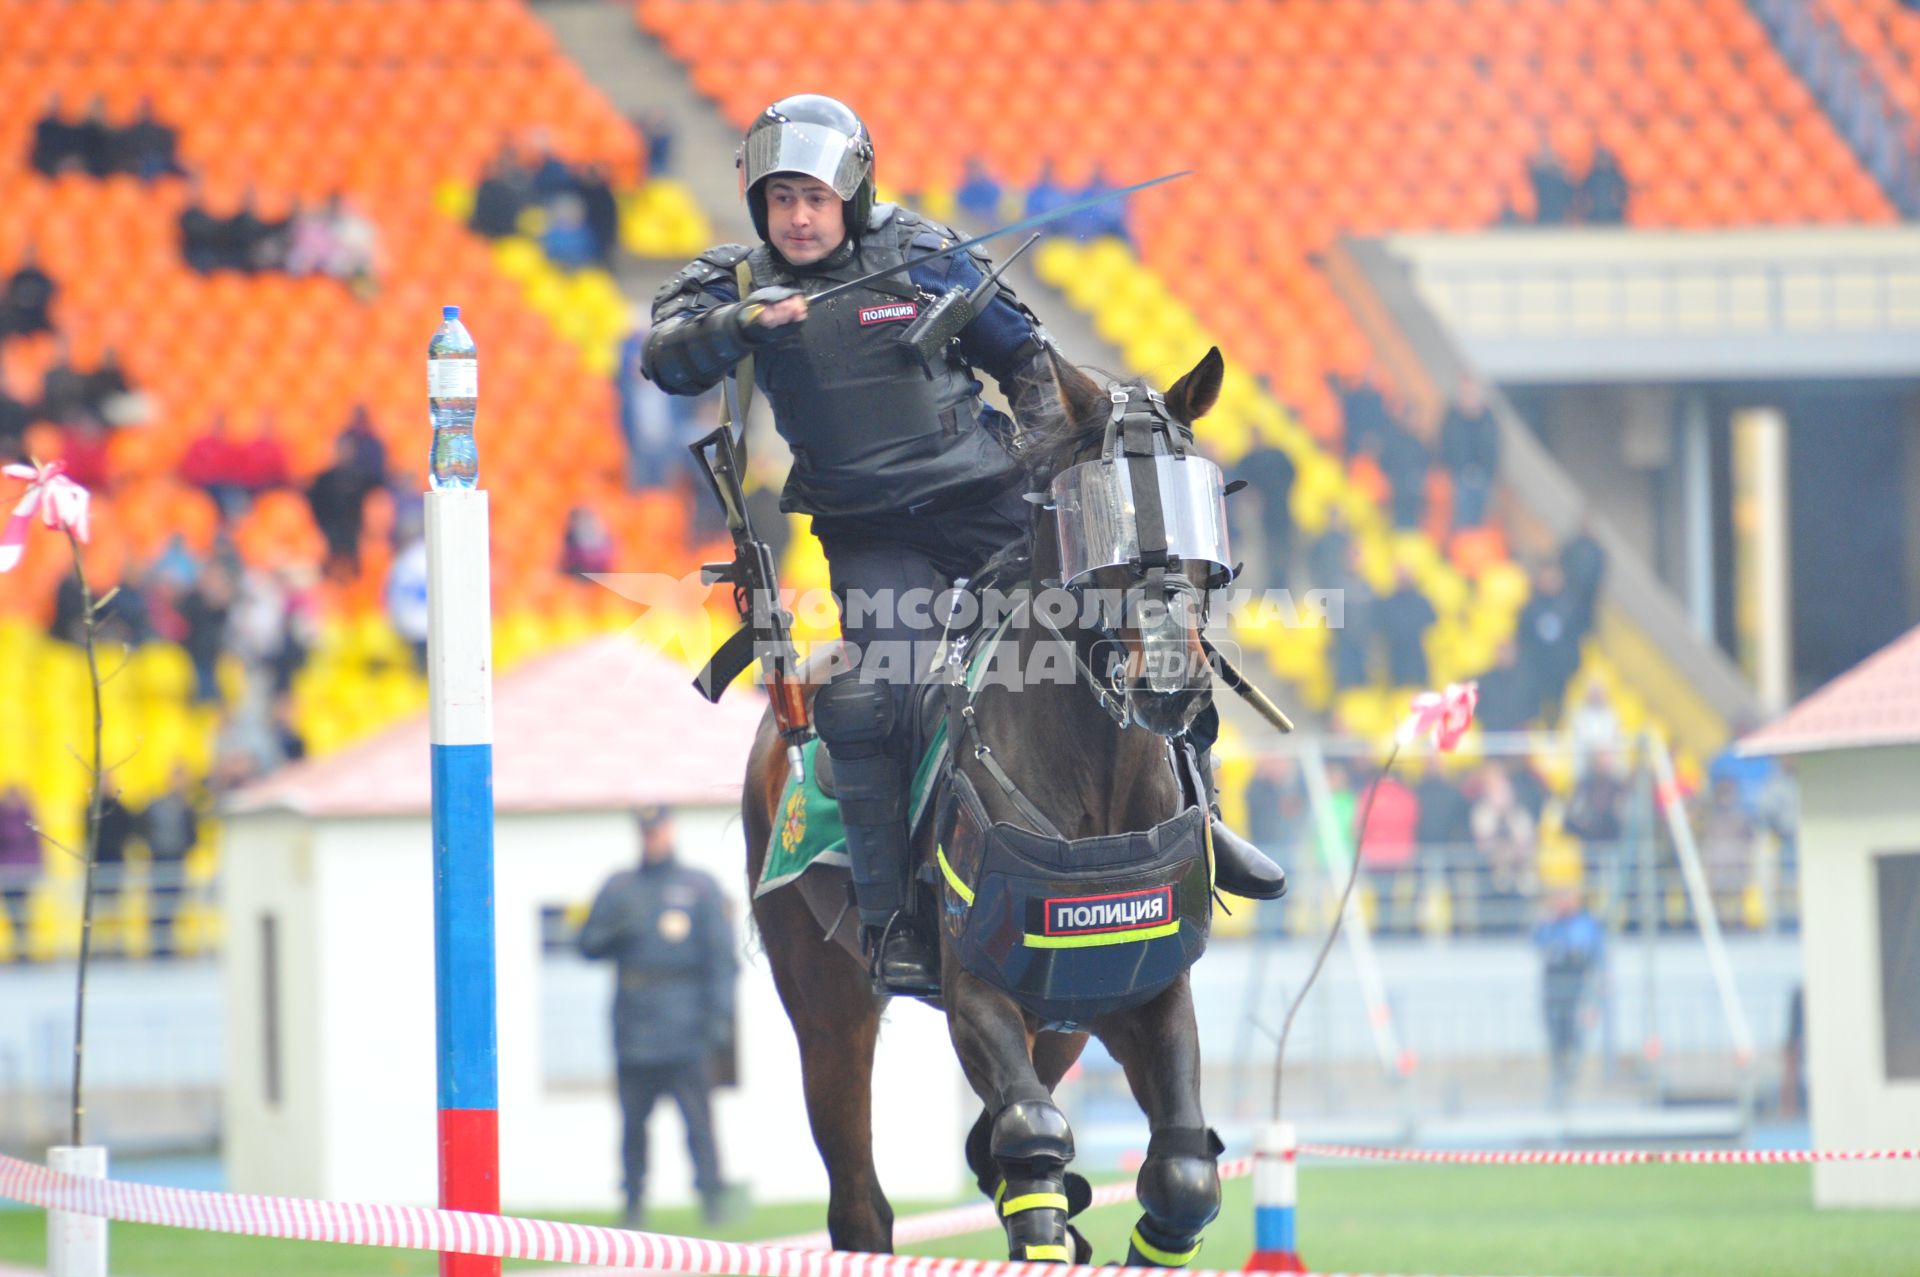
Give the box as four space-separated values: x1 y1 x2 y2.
737 94 876 243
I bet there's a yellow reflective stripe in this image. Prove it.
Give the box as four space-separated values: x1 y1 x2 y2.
993 1181 1005 1205
1000 1192 1070 1217
1130 1228 1200 1266
937 845 975 906
1023 1245 1071 1262
1023 921 1180 949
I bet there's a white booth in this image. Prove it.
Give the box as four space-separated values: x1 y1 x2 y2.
1742 623 1920 1208
221 635 967 1212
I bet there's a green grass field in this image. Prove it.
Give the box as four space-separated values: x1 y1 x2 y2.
3 1164 1916 1276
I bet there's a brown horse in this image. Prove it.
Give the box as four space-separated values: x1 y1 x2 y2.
743 349 1231 1265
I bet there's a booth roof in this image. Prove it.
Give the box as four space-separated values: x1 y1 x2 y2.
230 635 768 816
1739 623 1920 757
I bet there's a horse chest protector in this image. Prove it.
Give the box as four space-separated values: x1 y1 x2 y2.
936 769 1213 1024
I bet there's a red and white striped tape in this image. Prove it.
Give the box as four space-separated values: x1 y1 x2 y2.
1297 1144 1919 1166
0 1152 1468 1277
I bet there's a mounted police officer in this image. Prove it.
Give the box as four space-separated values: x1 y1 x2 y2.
644 94 1283 997
579 807 738 1228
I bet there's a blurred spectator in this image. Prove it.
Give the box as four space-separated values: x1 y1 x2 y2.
469 146 532 238
0 375 29 461
386 471 425 550
1567 676 1620 770
1438 376 1499 530
1471 763 1536 923
1377 566 1436 687
637 108 677 178
387 524 429 672
1563 753 1628 886
956 157 1003 222
1698 777 1755 924
1533 888 1604 1106
180 412 252 519
30 92 82 176
270 692 308 766
91 788 139 918
308 435 380 576
1333 371 1392 460
1064 165 1130 242
617 314 680 490
1516 564 1581 723
287 193 380 294
1232 441 1296 585
73 95 115 179
222 188 270 274
1377 420 1429 530
1473 642 1537 733
178 178 224 273
0 785 38 942
1355 768 1419 931
1244 756 1307 921
1412 759 1473 867
1023 159 1070 225
1 243 57 341
1331 543 1377 691
58 421 112 495
1559 522 1607 640
1527 140 1577 224
338 403 389 488
112 97 185 182
180 561 235 703
563 507 617 577
36 334 89 426
87 345 141 425
141 765 199 956
52 567 149 646
1307 512 1351 590
528 132 577 203
1579 144 1630 224
541 193 598 271
577 164 621 264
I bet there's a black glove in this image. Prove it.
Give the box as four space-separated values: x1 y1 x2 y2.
738 286 806 345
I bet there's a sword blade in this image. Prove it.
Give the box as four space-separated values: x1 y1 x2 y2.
811 169 1192 306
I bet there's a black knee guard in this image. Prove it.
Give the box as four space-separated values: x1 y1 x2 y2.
814 675 910 922
990 1100 1078 1263
1127 1127 1224 1267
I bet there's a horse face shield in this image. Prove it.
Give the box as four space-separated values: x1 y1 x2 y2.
1048 453 1232 592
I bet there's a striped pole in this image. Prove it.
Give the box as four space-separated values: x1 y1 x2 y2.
1244 1122 1302 1273
426 486 499 1277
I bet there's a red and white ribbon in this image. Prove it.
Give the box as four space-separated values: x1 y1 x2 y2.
1298 1144 1918 1166
1395 683 1478 753
0 459 90 573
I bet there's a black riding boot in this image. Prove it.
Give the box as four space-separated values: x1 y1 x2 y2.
1191 744 1288 901
831 749 943 997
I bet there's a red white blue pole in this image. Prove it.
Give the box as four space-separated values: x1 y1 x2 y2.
426 485 499 1277
1245 1121 1303 1273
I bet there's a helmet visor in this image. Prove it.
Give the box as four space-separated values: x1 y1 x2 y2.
1050 454 1232 586
741 118 869 201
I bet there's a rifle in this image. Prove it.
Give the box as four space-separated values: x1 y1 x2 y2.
689 423 812 779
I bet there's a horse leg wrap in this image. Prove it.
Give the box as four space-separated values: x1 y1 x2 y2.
1125 1127 1225 1267
814 675 909 925
990 1100 1077 1262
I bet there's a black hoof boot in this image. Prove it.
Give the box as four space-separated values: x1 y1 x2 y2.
866 914 942 997
1210 816 1287 900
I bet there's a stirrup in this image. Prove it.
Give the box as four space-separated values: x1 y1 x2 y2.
865 912 942 997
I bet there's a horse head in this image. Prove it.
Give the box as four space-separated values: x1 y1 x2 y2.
1022 347 1230 738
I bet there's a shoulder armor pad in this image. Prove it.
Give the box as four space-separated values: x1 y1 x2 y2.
652 243 753 308
867 201 900 232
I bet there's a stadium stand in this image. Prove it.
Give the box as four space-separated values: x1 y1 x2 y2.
0 0 728 958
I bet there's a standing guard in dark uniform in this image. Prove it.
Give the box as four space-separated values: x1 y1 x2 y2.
644 94 1284 997
579 807 738 1228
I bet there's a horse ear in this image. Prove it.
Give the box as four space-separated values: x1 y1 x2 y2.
1048 348 1107 427
1165 347 1226 424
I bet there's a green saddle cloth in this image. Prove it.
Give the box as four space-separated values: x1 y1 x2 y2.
755 619 1009 898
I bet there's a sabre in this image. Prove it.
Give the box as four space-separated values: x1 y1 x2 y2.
809 169 1192 306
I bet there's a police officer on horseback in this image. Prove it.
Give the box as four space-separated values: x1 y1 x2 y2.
645 94 1283 997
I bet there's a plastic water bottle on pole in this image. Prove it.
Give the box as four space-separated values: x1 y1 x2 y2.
424 305 499 1277
429 305 479 490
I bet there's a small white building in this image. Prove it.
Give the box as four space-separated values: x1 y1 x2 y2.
222 635 966 1212
1742 624 1920 1209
